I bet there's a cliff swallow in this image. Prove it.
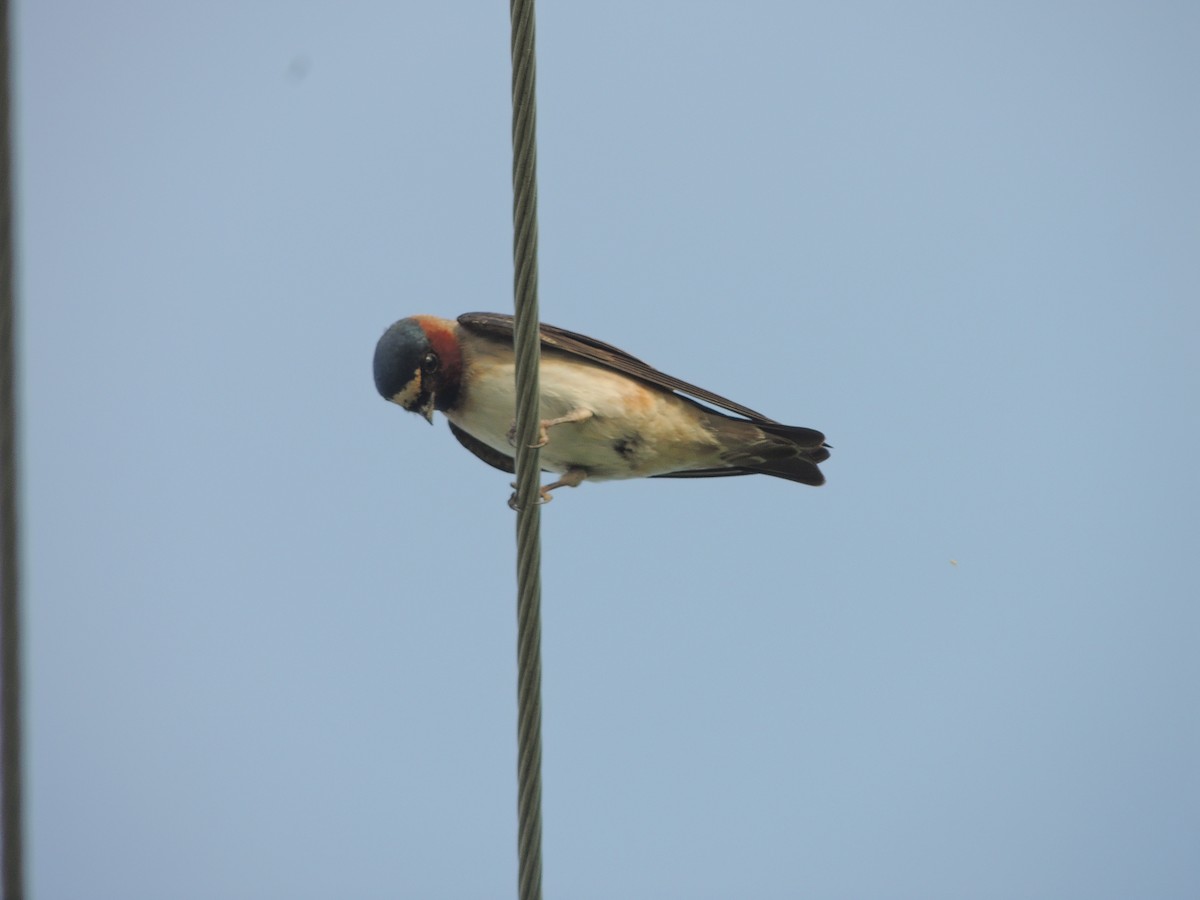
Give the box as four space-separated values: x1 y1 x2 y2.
373 312 830 501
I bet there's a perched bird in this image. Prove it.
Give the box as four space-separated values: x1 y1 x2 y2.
373 312 830 501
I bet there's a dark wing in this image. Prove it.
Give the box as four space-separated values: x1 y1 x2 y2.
651 468 756 479
652 459 824 486
448 421 515 474
458 312 779 424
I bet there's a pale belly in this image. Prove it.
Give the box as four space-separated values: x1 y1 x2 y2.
446 355 723 480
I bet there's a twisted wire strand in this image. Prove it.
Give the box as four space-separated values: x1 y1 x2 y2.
0 0 24 895
509 0 544 898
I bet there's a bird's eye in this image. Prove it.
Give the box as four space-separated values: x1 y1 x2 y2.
422 352 439 372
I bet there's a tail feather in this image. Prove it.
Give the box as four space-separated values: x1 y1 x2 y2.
754 421 828 450
713 416 830 486
743 456 826 486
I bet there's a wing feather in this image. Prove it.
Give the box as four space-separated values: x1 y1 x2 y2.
458 312 779 423
448 421 515 474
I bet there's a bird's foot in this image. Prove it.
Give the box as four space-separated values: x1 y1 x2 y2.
507 468 588 509
507 422 548 448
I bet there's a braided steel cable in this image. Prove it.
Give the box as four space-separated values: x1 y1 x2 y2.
509 1 544 898
0 0 24 895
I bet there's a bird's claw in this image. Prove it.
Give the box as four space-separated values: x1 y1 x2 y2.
508 483 553 510
507 467 586 509
506 423 549 449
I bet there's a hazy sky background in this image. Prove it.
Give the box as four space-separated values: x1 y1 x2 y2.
17 2 1200 898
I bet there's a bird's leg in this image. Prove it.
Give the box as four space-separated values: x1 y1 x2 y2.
507 407 594 448
507 467 588 509
539 466 587 500
534 409 594 447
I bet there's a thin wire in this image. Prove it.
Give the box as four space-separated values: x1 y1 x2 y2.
0 0 24 895
509 1 544 898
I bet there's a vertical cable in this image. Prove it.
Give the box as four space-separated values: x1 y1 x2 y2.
0 0 24 896
508 1 544 898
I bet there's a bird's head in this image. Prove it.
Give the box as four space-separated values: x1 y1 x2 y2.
373 316 462 423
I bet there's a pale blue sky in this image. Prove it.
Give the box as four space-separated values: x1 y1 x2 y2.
18 2 1200 898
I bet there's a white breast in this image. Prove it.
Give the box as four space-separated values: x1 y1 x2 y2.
446 350 724 480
